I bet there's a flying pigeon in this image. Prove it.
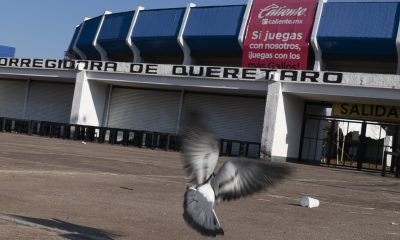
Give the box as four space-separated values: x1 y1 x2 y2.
181 110 292 236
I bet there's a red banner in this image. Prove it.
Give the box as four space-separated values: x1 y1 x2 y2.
242 0 318 70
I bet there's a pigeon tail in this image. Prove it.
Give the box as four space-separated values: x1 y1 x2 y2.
183 187 224 237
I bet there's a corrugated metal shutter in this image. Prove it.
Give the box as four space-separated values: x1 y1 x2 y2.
182 93 265 143
25 81 74 123
0 79 27 119
107 88 181 133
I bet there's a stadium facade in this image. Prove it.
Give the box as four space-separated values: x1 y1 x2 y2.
0 0 399 175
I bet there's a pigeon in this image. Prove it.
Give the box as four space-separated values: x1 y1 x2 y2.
181 110 292 236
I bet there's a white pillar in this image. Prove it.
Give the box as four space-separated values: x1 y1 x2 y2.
73 18 91 60
178 3 196 65
261 82 281 161
70 68 108 126
127 6 145 63
311 0 327 71
238 0 254 49
261 82 304 162
94 11 112 61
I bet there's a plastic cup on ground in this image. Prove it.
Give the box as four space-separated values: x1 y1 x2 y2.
299 196 320 208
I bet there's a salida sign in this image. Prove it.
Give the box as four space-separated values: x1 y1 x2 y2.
242 0 318 70
333 103 400 123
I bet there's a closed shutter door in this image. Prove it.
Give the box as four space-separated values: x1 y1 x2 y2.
107 88 181 133
25 81 75 123
182 93 266 143
0 79 27 119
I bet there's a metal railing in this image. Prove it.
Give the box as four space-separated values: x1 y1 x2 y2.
0 117 260 158
220 139 260 158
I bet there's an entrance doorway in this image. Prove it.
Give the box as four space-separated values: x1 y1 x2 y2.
299 103 400 173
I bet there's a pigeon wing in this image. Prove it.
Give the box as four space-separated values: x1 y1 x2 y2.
183 187 224 236
211 159 291 202
181 111 219 184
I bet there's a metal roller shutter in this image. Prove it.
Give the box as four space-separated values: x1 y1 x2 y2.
0 79 27 119
182 92 266 143
25 81 75 123
107 88 181 133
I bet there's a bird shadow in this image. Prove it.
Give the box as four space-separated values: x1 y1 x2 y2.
6 214 117 240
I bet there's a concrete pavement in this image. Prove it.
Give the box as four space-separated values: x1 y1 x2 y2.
0 133 399 240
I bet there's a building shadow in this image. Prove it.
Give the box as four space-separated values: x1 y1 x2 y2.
7 214 118 240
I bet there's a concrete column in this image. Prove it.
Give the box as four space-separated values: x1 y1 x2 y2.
261 82 304 162
261 82 281 161
70 69 108 126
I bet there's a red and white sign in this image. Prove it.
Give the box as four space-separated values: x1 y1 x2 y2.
242 0 318 70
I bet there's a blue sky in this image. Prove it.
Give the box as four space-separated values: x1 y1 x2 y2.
0 0 247 59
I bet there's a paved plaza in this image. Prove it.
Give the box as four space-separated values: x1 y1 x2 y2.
0 133 398 240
